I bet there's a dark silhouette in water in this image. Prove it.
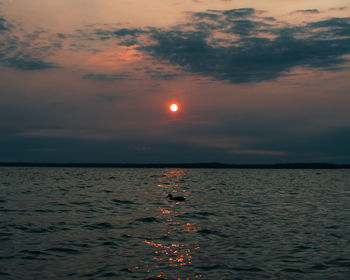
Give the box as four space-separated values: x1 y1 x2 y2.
167 194 186 201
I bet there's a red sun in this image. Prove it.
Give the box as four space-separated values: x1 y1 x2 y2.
170 103 179 112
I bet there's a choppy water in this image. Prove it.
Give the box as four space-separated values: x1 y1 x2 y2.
0 167 349 279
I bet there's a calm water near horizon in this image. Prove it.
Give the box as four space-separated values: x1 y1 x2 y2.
0 167 349 279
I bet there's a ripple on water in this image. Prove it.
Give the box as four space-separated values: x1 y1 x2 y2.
134 217 159 224
111 199 136 204
198 229 229 237
327 257 350 268
20 250 51 257
309 263 330 271
83 222 114 230
281 268 305 273
198 264 229 271
46 247 80 255
70 201 92 206
99 272 120 278
0 232 12 238
101 241 118 247
179 211 217 220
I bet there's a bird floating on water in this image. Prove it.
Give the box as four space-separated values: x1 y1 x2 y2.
167 194 186 201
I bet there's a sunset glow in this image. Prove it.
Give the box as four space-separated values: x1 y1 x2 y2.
0 0 349 162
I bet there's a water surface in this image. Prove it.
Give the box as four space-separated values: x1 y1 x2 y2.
0 168 349 279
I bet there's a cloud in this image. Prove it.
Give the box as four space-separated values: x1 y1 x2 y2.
113 28 146 37
3 8 350 81
79 9 350 84
193 12 220 21
144 31 348 83
57 33 67 39
226 19 271 36
118 39 139 46
83 73 133 80
223 8 256 19
4 54 58 70
0 16 61 71
307 17 350 37
329 7 347 12
94 27 147 39
92 27 151 48
0 17 8 31
294 9 320 14
0 16 13 33
140 11 350 83
143 68 182 80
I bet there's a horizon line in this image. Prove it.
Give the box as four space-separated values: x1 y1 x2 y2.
0 162 349 169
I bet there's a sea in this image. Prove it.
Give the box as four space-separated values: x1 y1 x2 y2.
0 167 349 280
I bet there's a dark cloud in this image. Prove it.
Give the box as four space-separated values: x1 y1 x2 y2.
223 8 256 18
193 12 220 20
295 9 320 14
93 27 149 46
57 33 67 39
226 19 270 36
308 17 350 37
144 68 182 80
118 39 138 46
0 16 61 71
139 12 350 83
0 16 10 32
84 68 181 81
0 18 6 31
113 28 146 37
80 9 350 84
309 17 350 28
144 31 349 83
83 73 133 80
329 7 347 12
264 17 276 22
95 28 147 38
4 54 58 70
148 72 181 80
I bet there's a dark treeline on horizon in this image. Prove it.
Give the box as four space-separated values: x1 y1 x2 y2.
0 162 349 169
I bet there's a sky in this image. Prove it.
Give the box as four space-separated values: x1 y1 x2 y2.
1 0 350 163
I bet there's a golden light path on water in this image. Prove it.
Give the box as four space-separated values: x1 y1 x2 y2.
142 169 203 279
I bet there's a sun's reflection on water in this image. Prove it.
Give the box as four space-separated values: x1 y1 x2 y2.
141 169 202 279
143 240 200 267
156 169 187 189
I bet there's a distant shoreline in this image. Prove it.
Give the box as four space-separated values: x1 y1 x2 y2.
0 162 349 169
